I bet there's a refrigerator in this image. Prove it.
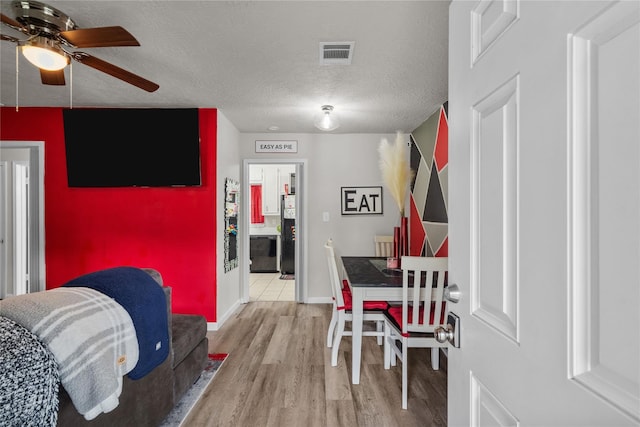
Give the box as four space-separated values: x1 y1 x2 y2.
280 195 295 275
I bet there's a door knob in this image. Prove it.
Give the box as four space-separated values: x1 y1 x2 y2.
444 283 461 303
435 324 454 343
434 312 460 347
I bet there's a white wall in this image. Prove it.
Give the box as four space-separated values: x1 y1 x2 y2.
239 132 401 301
215 111 242 328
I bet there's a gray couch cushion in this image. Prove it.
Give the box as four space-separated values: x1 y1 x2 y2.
57 356 174 427
171 314 207 369
173 338 208 403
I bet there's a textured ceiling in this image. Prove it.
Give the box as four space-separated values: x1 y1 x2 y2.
0 1 450 134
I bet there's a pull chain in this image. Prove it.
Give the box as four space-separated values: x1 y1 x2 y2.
69 60 73 109
15 45 19 111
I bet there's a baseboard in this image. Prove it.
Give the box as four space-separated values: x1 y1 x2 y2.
306 297 333 304
206 299 243 331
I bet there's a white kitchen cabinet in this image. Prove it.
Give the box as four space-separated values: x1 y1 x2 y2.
261 165 280 215
278 165 296 194
249 165 263 183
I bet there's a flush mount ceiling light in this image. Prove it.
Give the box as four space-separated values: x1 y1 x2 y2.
21 36 69 71
314 105 340 131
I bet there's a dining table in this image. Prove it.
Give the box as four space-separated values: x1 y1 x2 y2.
340 256 406 385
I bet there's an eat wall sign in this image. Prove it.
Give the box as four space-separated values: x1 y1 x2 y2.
341 186 383 215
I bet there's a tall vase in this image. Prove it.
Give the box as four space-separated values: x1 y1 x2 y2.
399 216 409 257
393 226 400 258
386 226 401 269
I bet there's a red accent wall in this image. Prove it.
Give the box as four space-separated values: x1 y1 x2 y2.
0 107 218 321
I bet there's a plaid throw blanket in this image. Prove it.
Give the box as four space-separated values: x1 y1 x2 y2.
63 266 169 380
0 287 139 420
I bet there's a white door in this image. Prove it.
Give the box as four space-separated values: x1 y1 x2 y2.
448 1 639 426
0 147 30 297
0 142 46 296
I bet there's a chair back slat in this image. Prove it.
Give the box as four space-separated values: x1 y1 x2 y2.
432 270 446 329
374 235 395 257
400 256 448 334
324 239 345 307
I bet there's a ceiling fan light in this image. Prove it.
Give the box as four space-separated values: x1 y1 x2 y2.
314 105 340 131
22 41 69 71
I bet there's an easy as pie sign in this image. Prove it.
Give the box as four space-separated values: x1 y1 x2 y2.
255 140 298 153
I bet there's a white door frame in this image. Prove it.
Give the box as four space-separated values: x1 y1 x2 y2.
241 158 307 303
0 141 45 294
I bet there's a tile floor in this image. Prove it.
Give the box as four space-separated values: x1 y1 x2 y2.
249 272 295 301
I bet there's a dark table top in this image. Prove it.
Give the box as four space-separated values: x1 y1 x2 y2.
341 256 404 288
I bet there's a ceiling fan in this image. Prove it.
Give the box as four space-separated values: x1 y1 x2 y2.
0 0 159 92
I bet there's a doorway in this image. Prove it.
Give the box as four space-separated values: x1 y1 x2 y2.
242 159 306 303
0 141 45 298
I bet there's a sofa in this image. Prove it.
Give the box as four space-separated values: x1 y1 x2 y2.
0 267 209 427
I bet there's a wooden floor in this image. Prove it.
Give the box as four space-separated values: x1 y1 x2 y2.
184 302 447 427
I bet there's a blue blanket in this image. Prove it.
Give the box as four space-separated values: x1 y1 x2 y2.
63 266 169 380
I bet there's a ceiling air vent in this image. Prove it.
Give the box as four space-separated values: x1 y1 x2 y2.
319 42 355 65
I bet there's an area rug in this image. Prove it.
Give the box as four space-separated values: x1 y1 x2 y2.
159 353 228 427
279 274 294 280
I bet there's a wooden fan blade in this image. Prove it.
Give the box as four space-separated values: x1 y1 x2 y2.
71 52 159 92
60 26 140 48
1 33 19 43
41 69 66 86
1 13 26 32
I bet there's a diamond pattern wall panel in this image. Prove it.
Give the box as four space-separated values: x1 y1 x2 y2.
409 102 448 257
434 110 449 172
409 195 426 256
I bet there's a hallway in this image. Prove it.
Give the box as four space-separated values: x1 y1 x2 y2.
249 273 294 301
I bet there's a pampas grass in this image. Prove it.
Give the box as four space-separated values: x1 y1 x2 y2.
378 131 414 217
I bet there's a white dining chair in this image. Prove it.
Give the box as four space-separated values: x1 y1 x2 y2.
325 239 389 366
374 235 395 257
383 255 448 409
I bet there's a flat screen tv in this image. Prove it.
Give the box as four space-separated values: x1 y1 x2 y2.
63 108 201 187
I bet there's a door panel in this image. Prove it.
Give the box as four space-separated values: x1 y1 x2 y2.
471 374 519 426
449 1 639 425
12 161 29 296
568 1 640 417
472 74 520 343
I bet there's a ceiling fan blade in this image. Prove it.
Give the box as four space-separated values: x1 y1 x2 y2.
60 26 140 48
41 69 65 86
1 33 19 43
70 52 159 93
1 13 26 33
